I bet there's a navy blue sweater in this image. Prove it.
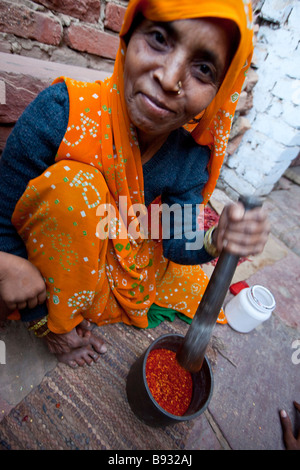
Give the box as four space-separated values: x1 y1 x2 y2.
0 82 213 320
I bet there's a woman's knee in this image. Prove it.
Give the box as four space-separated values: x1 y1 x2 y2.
43 160 109 213
13 160 110 236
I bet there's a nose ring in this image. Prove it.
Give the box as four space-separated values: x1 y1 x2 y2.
177 81 182 95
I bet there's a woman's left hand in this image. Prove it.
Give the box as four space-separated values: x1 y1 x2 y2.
213 202 270 257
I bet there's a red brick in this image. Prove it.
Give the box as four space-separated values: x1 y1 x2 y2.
244 68 259 93
230 116 251 140
33 0 101 24
65 24 119 60
0 72 50 124
226 134 244 156
235 91 248 113
0 0 62 46
105 3 127 33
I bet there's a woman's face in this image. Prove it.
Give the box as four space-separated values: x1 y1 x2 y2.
124 17 238 147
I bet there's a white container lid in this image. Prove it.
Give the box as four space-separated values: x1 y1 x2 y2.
248 285 276 315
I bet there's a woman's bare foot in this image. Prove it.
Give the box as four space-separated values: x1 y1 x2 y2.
56 342 106 368
44 319 107 367
45 320 104 354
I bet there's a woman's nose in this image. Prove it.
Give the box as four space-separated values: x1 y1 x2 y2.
153 53 185 93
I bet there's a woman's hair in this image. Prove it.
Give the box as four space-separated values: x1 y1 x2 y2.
122 12 145 45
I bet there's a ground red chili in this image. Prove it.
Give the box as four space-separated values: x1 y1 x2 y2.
146 348 193 416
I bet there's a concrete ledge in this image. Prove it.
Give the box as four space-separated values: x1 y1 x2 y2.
0 52 111 150
0 52 110 83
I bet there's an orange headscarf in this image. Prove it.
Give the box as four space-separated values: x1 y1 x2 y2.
118 0 254 204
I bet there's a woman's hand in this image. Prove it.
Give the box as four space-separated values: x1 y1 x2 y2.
213 202 270 257
0 252 47 311
0 296 11 327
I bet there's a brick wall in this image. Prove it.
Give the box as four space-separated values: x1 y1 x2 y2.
0 0 128 71
220 0 300 198
0 0 128 153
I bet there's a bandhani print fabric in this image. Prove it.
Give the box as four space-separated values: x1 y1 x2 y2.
12 0 254 334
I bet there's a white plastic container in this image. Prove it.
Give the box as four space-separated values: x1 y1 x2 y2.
225 285 276 333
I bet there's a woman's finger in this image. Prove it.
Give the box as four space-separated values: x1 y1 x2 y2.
16 301 27 310
37 289 47 304
26 297 38 310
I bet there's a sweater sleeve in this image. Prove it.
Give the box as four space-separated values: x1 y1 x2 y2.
0 81 69 320
160 139 215 266
161 186 215 266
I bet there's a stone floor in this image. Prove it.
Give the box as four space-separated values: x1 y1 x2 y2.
186 172 300 450
0 173 299 450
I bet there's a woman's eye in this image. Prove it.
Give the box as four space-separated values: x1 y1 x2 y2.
195 63 217 83
199 64 211 76
154 31 166 44
147 29 167 49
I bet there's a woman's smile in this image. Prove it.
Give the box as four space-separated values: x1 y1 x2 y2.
139 92 176 118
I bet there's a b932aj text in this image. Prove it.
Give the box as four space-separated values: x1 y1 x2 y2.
152 455 192 466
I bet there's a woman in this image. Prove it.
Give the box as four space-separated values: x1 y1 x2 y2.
0 0 269 367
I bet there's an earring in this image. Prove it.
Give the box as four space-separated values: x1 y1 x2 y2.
177 81 182 95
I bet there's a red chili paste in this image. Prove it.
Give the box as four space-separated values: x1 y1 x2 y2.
145 348 193 416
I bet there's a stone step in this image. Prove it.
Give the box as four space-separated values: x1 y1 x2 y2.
0 52 110 151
